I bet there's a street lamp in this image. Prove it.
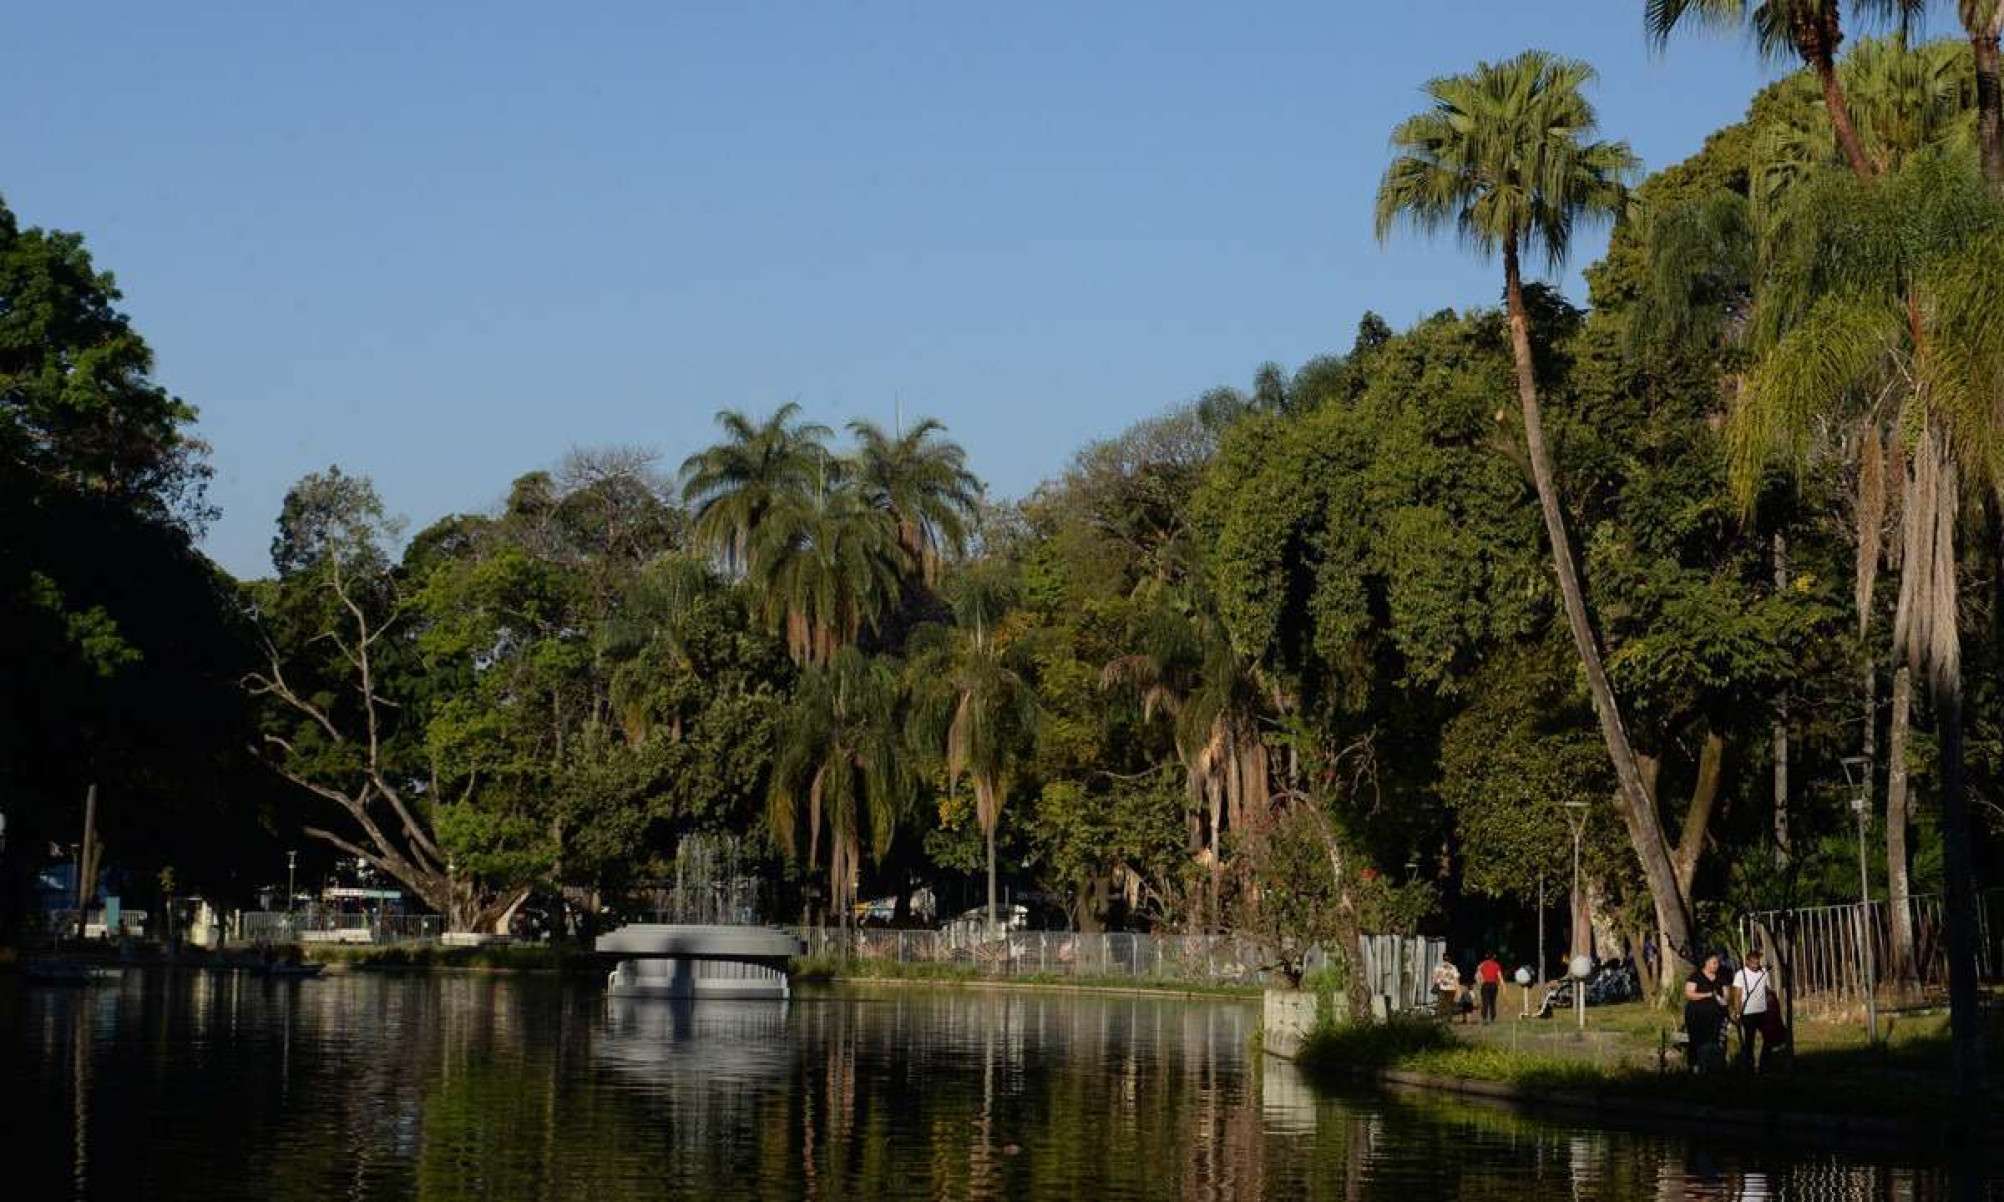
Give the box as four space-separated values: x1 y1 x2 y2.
1839 756 1879 1042
287 850 297 917
1561 802 1591 1032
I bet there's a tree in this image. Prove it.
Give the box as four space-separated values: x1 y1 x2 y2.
1103 590 1279 931
848 417 981 583
748 484 907 666
1727 144 2001 1095
1372 53 1718 975
247 469 536 933
768 646 908 926
1960 0 2004 192
1645 1 1927 181
680 403 832 572
909 575 1038 929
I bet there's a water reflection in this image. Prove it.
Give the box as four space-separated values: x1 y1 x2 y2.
1 973 1994 1200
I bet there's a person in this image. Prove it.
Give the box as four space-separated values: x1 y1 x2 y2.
1731 948 1777 1071
1642 934 1659 984
1683 951 1728 1070
1432 954 1462 1021
1475 951 1503 1024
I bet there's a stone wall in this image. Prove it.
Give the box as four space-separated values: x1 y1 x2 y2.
1262 988 1321 1060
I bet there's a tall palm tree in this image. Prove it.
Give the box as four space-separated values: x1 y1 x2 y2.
1374 52 1707 976
749 484 907 667
1729 148 2002 1098
1960 1 2004 191
768 645 908 928
1645 1 1928 181
848 417 982 584
679 402 832 572
908 576 1037 930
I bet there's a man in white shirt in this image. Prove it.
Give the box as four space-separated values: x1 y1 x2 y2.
1731 948 1778 1071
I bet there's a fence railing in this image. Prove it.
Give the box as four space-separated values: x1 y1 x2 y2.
795 927 1439 1003
1740 889 2003 1002
234 911 441 946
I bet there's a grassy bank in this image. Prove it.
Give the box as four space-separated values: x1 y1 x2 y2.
790 954 1262 998
303 943 600 973
1292 1004 2003 1128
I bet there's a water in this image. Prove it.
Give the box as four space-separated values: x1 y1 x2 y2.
3 972 1994 1200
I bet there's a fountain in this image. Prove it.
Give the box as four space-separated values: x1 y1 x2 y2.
596 836 803 1000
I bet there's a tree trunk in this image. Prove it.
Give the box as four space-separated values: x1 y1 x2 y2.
985 826 998 931
1773 532 1791 863
1502 237 1699 979
1812 49 1876 181
1934 674 1987 1099
1971 14 2004 197
1886 665 1916 983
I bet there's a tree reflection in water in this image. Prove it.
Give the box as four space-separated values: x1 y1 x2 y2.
2 975 1994 1200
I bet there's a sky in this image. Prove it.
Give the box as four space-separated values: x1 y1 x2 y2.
4 1 1788 578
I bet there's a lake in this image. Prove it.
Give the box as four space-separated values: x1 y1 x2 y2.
3 972 1994 1199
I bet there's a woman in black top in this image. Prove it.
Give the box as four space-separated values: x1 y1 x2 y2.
1683 952 1727 1057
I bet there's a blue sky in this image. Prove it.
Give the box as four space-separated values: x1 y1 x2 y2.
5 1 1787 577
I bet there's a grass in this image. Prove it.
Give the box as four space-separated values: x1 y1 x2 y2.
1292 1000 2004 1127
303 943 598 973
790 953 1264 998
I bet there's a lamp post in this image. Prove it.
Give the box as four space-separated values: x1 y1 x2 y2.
286 850 297 916
1839 756 1878 1043
1561 802 1590 1031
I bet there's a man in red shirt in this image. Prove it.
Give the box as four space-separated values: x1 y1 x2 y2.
1475 952 1505 1024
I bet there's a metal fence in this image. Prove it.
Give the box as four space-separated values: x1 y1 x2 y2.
1740 889 2003 1002
796 927 1439 1001
234 910 442 946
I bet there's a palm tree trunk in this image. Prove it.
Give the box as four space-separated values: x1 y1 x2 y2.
1773 533 1791 862
1969 6 2004 195
1502 236 1698 978
1886 665 1916 984
1810 45 1875 180
1934 670 1987 1098
986 826 998 932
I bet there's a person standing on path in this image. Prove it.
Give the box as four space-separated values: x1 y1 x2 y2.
1683 951 1728 1070
1475 952 1503 1024
1731 948 1776 1071
1432 954 1462 1021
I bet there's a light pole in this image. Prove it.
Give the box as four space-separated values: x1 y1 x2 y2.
1840 757 1878 1042
287 850 297 917
1561 802 1590 1031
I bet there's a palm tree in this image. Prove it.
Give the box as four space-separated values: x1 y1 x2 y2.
679 402 832 571
768 645 908 928
1729 148 2002 1098
1645 1 1928 181
1373 52 1711 978
749 484 907 667
1960 1 2004 192
848 417 982 583
908 574 1037 930
1103 587 1276 931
